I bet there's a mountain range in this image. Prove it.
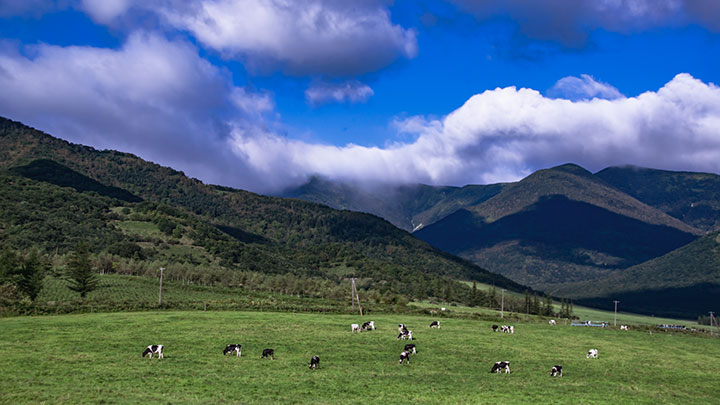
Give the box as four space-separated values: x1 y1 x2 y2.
282 163 720 318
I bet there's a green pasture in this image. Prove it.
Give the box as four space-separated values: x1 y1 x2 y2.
1 311 718 404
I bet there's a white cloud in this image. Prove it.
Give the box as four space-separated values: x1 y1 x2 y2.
230 74 720 190
305 81 374 106
81 0 132 24
548 74 624 101
74 0 417 76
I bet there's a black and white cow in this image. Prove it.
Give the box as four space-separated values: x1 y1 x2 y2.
142 345 164 359
587 348 598 359
309 355 320 369
500 325 515 334
223 344 242 357
351 323 361 333
404 344 417 354
549 319 556 326
398 330 413 340
620 325 629 331
492 324 499 332
361 321 376 331
262 348 275 359
429 321 440 328
399 350 411 364
550 365 562 377
398 324 408 335
490 361 510 374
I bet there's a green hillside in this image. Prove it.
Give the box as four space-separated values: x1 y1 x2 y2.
0 116 525 310
596 165 720 232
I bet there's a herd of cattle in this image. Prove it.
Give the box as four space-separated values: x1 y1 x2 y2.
142 319 605 374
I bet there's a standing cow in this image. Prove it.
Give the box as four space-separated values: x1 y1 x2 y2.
309 355 320 369
142 345 164 359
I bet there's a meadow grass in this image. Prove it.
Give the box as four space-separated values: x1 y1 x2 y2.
1 311 718 404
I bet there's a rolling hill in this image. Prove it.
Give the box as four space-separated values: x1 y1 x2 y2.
0 116 525 303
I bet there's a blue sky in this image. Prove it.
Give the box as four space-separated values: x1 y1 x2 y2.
1 0 720 192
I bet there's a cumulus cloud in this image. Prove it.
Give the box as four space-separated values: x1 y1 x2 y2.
305 80 374 106
548 74 624 101
73 0 417 76
0 33 273 189
452 0 720 46
230 74 720 191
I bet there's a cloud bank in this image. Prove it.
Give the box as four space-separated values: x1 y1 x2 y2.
230 73 720 190
1 34 719 193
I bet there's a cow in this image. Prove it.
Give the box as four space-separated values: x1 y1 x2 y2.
351 323 361 333
262 348 275 360
142 345 163 359
361 321 375 331
399 351 411 364
620 325 629 331
510 326 514 334
550 365 562 377
587 349 598 359
398 324 408 335
223 344 242 357
404 344 417 354
492 324 499 332
549 320 556 326
429 321 440 328
398 330 413 340
490 361 510 374
501 325 514 334
309 355 320 369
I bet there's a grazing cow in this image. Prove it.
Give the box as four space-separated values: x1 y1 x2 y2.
223 344 242 357
620 325 629 331
510 326 514 334
399 351 411 364
550 365 563 377
501 325 514 333
142 345 164 359
549 320 556 326
429 321 440 328
398 330 413 340
262 349 275 360
490 361 510 374
309 355 320 369
587 349 598 359
404 344 417 354
398 324 408 335
492 325 499 332
351 323 361 333
361 321 375 331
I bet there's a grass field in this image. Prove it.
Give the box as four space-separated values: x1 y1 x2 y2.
1 311 718 404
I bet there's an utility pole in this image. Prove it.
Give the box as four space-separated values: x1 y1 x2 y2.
158 267 165 306
710 312 715 337
351 278 362 316
501 289 506 319
613 300 620 327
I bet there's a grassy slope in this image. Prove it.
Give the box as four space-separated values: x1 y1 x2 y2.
1 311 718 404
596 166 720 232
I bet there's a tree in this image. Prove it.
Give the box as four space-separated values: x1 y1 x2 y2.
67 244 99 299
18 252 44 301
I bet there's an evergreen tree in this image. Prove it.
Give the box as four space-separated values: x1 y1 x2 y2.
544 293 554 316
532 293 540 314
18 252 44 301
0 249 20 283
67 244 99 299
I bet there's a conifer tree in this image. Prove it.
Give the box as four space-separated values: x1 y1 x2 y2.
67 244 99 299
